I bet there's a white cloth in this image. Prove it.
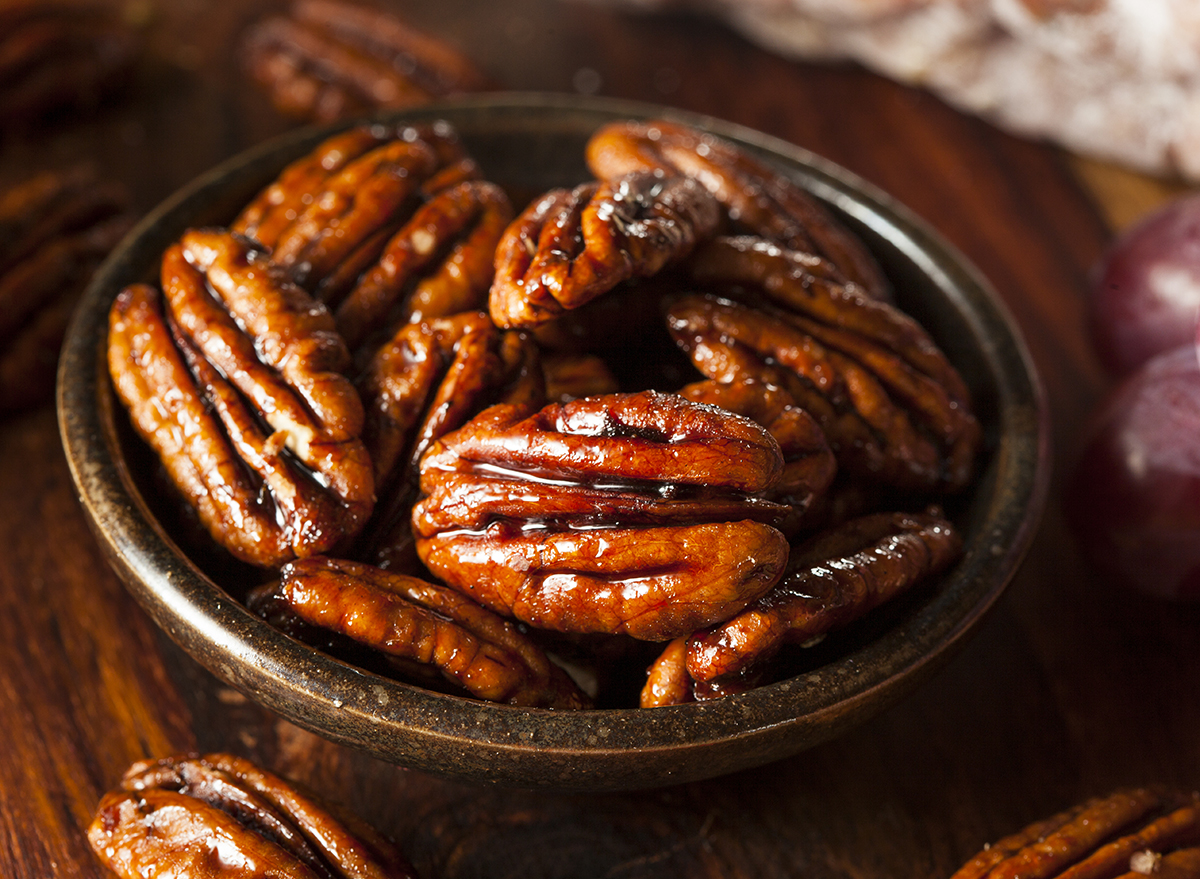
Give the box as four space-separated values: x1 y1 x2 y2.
585 0 1200 179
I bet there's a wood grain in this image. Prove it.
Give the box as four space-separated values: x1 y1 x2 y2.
2 1 1197 877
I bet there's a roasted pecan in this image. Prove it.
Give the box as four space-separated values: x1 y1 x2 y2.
0 2 138 125
232 122 472 302
679 377 836 535
353 311 543 568
108 229 374 568
585 118 889 299
335 178 512 352
668 237 981 494
952 787 1200 879
411 391 790 640
269 556 589 708
542 352 620 402
88 752 418 879
243 0 489 125
685 508 962 684
489 171 721 328
1 166 132 413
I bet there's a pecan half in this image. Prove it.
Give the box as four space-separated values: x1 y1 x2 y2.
585 118 889 299
679 377 836 535
233 122 482 310
0 2 138 124
335 178 512 352
260 137 443 293
271 556 590 708
108 229 374 568
952 787 1200 879
412 391 790 640
668 238 981 494
489 171 721 328
88 752 418 879
542 352 620 402
685 508 962 683
1 166 132 413
243 0 489 124
354 311 543 568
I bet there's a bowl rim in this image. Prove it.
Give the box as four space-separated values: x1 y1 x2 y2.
58 91 1050 790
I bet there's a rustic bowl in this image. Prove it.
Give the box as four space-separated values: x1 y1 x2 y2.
59 92 1048 791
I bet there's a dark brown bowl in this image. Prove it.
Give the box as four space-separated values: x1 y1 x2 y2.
58 93 1048 791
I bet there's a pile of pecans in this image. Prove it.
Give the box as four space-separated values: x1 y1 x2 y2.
107 115 982 709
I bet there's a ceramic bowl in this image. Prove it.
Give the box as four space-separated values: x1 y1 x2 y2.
59 93 1048 791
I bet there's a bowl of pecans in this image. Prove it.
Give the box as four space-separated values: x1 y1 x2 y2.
59 92 1048 790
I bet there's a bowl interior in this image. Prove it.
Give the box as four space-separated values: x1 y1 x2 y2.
59 93 1048 791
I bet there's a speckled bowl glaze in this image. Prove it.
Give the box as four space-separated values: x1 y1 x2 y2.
58 93 1049 791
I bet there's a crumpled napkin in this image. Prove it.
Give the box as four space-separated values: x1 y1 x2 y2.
583 0 1200 180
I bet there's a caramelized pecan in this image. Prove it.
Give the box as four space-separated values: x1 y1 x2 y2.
336 178 512 352
263 137 443 293
685 508 962 683
88 752 417 879
354 311 543 569
412 392 789 640
243 0 489 124
360 311 542 491
668 240 981 494
0 2 138 124
542 352 620 402
952 787 1200 879
679 377 836 535
0 166 132 413
489 171 720 328
586 118 889 299
272 556 589 708
233 122 482 308
108 229 373 568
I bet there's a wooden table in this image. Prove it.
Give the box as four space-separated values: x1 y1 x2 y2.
3 1 1198 876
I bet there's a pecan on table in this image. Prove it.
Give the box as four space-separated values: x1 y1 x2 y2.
684 508 963 687
242 0 489 125
667 238 981 494
1 166 132 414
0 1 139 125
88 752 418 879
679 377 836 535
412 391 791 641
263 556 590 708
334 177 513 354
952 786 1200 879
108 230 373 568
355 311 543 568
585 118 890 300
489 170 721 329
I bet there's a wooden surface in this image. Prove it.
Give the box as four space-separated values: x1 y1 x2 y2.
3 1 1199 876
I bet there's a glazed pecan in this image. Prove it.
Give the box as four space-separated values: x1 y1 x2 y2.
585 118 889 299
0 2 138 124
354 311 543 568
489 170 721 328
335 178 512 352
668 238 981 493
1 166 132 413
108 229 374 568
952 787 1200 879
685 508 962 684
88 752 417 879
270 556 589 708
412 391 790 640
243 0 489 124
542 351 620 402
679 377 836 535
